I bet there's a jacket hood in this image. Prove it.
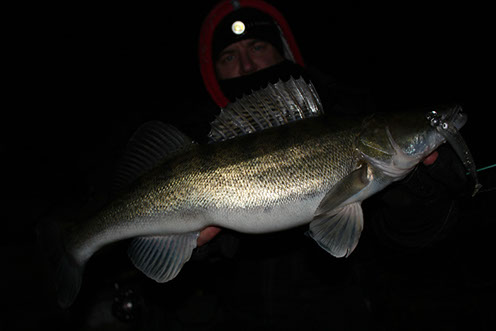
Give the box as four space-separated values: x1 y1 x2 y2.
198 0 305 108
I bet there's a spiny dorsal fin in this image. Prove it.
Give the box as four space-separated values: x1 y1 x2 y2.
112 121 194 194
208 77 324 143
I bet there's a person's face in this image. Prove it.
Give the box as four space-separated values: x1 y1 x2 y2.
215 39 284 80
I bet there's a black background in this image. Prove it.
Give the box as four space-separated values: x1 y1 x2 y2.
3 1 495 330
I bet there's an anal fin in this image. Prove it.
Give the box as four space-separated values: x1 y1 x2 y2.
128 232 199 282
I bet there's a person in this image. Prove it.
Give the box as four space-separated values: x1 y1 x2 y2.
194 0 464 248
174 0 374 145
187 1 473 329
194 0 379 247
105 1 473 328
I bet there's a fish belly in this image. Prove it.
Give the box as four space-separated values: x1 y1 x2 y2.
207 194 324 234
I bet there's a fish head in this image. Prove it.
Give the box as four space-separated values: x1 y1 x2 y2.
357 105 467 179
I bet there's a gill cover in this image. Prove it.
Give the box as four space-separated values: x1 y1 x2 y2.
355 113 431 179
357 105 480 195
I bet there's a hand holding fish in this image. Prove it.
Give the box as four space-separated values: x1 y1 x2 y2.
423 151 439 166
197 226 222 246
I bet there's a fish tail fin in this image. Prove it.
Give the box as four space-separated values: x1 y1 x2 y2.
37 219 84 308
55 249 84 308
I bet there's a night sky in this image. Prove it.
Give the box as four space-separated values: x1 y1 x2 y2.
4 1 495 330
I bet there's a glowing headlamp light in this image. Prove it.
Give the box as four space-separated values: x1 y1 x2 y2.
231 21 245 35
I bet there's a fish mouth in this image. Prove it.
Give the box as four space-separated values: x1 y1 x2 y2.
427 105 481 196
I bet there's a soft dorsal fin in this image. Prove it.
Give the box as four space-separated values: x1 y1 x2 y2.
112 121 194 193
208 77 324 143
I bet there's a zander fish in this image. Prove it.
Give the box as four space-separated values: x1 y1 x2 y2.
47 78 479 308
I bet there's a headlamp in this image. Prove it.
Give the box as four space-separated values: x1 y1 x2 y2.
231 21 245 35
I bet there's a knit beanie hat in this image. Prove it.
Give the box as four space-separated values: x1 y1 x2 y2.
212 8 284 60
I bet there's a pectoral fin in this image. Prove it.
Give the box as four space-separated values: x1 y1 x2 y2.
308 166 370 258
308 202 364 258
128 232 199 282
